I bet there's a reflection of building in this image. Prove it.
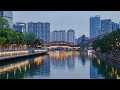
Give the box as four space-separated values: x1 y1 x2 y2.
38 59 50 77
0 11 13 28
66 55 75 70
50 51 66 69
90 61 103 79
49 51 76 70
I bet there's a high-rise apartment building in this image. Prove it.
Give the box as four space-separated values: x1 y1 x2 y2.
67 29 75 43
52 30 66 42
112 22 119 31
28 22 50 43
101 19 112 34
90 15 101 38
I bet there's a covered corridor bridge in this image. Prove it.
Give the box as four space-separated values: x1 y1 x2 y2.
44 41 80 50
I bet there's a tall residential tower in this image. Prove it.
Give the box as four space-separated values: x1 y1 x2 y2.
67 29 75 43
52 30 66 42
28 22 50 43
90 15 101 38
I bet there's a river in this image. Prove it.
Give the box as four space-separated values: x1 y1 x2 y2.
0 51 120 79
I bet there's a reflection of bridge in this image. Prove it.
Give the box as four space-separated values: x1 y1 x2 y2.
44 41 80 50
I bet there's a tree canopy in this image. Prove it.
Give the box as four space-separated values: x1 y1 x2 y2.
92 29 120 53
0 17 36 46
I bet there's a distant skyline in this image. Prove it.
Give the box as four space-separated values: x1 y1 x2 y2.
13 11 120 38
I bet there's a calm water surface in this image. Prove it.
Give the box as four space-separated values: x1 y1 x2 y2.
0 51 120 79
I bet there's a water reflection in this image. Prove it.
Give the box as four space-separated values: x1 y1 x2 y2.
0 56 50 79
90 57 120 79
0 51 120 79
49 51 76 70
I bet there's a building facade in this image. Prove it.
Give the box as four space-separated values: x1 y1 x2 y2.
112 22 119 31
90 15 101 38
28 22 50 43
67 29 75 43
101 19 112 34
13 22 27 33
52 30 66 42
0 11 13 28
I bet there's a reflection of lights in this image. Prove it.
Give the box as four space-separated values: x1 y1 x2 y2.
24 66 26 72
19 68 21 73
112 67 114 73
111 73 113 77
49 51 79 60
117 75 120 79
34 57 43 65
106 65 107 69
7 73 9 79
0 60 29 74
115 70 117 75
29 64 30 69
97 59 100 65
14 69 16 76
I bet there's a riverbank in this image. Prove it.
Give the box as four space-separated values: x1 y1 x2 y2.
0 51 48 62
96 52 120 63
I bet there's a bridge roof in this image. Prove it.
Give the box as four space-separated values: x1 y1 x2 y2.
44 41 79 47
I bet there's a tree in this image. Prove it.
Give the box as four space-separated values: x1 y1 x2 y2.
0 17 10 28
34 38 44 48
27 33 36 46
93 29 120 53
0 37 6 45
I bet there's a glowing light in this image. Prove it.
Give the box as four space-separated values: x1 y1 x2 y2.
34 57 43 65
29 64 30 68
97 59 100 65
117 75 120 79
14 69 16 76
112 67 114 73
7 73 9 79
106 65 107 69
0 60 29 74
19 68 21 73
25 66 26 71
115 70 117 75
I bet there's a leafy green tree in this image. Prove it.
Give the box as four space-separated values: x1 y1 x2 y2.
0 37 6 45
27 33 36 46
0 17 10 28
34 38 44 48
0 17 39 50
93 29 120 53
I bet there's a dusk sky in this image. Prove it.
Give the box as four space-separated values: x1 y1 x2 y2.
13 11 120 38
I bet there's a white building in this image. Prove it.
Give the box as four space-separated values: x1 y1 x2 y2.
52 30 66 42
67 29 75 43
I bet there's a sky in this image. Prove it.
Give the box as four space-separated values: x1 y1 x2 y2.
13 11 120 38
